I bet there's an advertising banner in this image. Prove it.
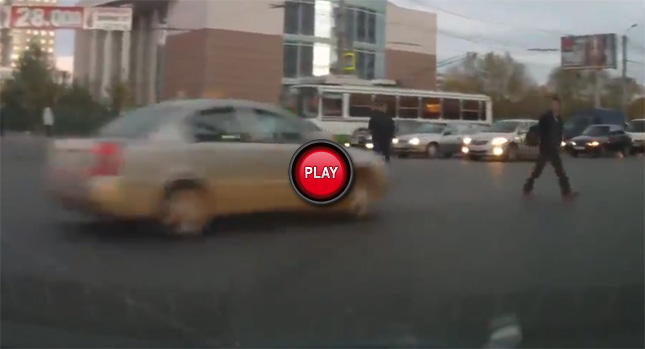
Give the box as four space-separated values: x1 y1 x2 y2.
561 34 617 70
0 6 132 30
8 6 85 30
83 7 132 31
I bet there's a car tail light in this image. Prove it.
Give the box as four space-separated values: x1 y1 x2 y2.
89 142 123 176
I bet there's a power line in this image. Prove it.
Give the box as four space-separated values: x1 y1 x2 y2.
405 0 572 37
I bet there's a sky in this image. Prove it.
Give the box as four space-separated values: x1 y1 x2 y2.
54 0 645 85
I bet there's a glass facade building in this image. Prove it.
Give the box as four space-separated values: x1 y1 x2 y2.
282 0 386 82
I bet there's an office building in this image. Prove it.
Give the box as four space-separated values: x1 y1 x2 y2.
74 0 437 105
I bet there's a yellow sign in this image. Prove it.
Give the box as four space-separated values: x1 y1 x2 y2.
342 52 356 72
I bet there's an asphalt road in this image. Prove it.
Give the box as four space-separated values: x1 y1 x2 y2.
2 135 644 348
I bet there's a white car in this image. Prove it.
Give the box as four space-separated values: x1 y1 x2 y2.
462 119 539 161
393 123 448 158
626 119 645 154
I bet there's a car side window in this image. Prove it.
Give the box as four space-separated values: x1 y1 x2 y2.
249 109 304 143
191 107 249 143
610 130 625 136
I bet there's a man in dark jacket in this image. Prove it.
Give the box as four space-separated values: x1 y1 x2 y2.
523 95 577 199
368 100 395 163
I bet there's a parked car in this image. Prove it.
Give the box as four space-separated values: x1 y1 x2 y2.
626 119 645 154
45 99 389 236
568 124 632 157
462 119 539 161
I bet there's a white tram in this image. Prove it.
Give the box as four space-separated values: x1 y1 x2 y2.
286 76 493 140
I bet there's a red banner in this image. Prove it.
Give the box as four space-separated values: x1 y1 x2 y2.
9 6 84 30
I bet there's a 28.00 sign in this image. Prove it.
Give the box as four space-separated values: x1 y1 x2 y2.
10 6 84 29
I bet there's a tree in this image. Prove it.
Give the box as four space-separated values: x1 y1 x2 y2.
0 43 59 131
106 80 134 115
441 52 537 118
629 97 645 119
545 67 643 117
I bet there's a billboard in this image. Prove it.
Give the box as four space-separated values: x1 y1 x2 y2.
561 34 617 70
0 5 131 31
83 7 132 31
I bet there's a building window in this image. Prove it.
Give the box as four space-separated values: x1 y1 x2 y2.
299 44 313 77
283 42 313 78
283 44 298 78
347 7 377 44
355 50 375 80
284 0 315 36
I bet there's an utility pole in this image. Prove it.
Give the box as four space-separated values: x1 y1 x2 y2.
594 70 601 108
621 35 628 113
335 0 347 75
622 24 637 115
1 0 13 68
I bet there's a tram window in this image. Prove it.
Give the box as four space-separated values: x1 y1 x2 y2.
375 94 396 118
442 98 461 120
321 93 343 117
398 96 420 119
479 102 487 121
462 100 480 121
349 93 373 117
421 98 441 119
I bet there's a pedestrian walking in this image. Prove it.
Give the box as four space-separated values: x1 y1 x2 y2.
523 95 578 200
368 99 395 163
43 106 54 137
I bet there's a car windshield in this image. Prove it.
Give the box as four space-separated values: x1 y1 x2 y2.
482 121 520 133
627 120 645 133
416 124 445 134
582 125 610 136
396 121 424 135
97 105 184 139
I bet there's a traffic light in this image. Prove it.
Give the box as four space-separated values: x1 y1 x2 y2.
342 51 356 72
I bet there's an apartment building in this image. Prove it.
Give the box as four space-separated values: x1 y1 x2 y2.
73 0 437 105
0 0 57 69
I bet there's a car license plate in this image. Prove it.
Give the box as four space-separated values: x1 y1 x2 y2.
574 146 585 150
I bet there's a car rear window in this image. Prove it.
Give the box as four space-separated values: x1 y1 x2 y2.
97 105 186 139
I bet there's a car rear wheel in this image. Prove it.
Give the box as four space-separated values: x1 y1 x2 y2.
161 188 211 236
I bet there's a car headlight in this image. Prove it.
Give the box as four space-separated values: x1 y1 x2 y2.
366 143 374 149
463 137 472 145
590 141 599 147
570 141 576 146
491 137 508 146
408 138 420 145
561 141 566 147
392 138 399 144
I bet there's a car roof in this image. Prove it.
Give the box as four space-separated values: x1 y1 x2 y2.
156 98 285 115
496 119 536 123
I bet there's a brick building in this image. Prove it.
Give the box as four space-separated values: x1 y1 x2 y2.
74 0 437 105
